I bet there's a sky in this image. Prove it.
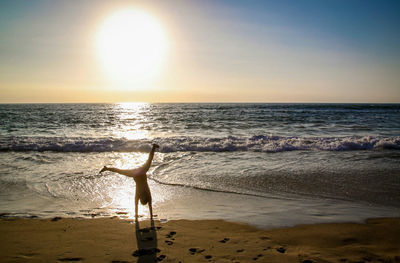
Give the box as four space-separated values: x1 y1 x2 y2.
0 0 399 103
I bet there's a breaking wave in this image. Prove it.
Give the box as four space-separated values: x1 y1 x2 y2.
1 135 399 153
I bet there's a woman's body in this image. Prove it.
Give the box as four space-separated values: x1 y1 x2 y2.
99 143 159 220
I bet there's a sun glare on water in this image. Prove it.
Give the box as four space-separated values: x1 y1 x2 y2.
96 9 167 89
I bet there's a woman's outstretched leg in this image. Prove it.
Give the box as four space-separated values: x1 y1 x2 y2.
99 166 133 177
141 144 159 172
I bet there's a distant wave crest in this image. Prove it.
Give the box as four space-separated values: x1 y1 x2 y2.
1 135 399 153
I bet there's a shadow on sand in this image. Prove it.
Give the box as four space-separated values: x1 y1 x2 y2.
133 219 160 263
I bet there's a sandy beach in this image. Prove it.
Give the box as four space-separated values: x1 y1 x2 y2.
1 217 399 263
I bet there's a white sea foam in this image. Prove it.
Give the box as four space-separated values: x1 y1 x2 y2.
1 135 399 152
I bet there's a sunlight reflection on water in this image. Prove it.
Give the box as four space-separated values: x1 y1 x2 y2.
113 102 151 140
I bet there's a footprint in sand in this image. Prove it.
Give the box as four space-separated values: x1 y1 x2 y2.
276 247 286 253
219 237 230 243
165 240 173 245
166 231 176 238
189 248 205 255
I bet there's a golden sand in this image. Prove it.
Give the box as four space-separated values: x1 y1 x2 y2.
1 217 399 263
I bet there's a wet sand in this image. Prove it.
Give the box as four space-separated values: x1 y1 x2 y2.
1 217 399 263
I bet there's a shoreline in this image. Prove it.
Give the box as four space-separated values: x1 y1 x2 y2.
2 177 399 230
1 217 399 263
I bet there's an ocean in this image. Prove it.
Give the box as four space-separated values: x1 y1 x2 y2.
1 103 399 228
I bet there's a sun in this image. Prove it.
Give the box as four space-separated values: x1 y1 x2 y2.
96 9 167 88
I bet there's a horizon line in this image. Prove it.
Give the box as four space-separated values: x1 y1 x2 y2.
1 101 399 105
